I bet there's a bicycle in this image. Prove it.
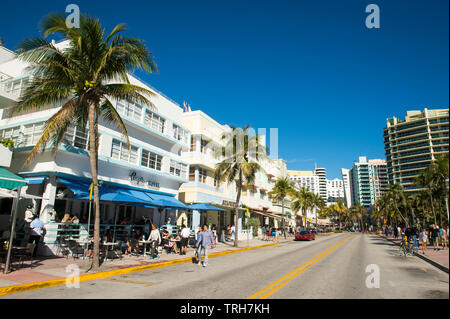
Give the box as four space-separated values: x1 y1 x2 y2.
399 236 416 257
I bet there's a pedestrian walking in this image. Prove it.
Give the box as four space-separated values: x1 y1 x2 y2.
432 225 440 251
271 227 277 242
393 226 398 239
196 225 215 268
195 226 202 263
439 225 446 249
29 214 45 257
420 229 428 254
148 224 161 260
180 224 190 255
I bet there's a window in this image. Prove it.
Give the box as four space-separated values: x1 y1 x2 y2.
145 110 165 133
170 160 187 178
200 138 208 154
189 166 196 181
22 122 44 146
0 126 20 146
173 124 188 144
190 136 196 152
116 101 143 122
111 139 139 164
198 167 208 184
141 149 162 171
64 126 90 150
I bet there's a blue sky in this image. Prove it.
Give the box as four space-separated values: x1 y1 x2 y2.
1 0 448 179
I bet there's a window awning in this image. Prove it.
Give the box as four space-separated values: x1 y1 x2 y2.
147 192 189 210
25 176 47 185
57 177 188 210
0 167 27 190
188 203 227 212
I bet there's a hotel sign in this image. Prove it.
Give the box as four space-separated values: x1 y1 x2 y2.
129 171 160 190
222 200 238 207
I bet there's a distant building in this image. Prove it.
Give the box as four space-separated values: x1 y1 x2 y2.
287 170 319 195
383 108 449 192
326 178 344 203
340 168 352 208
314 164 327 201
349 156 387 209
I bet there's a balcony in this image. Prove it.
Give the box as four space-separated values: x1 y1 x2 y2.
0 75 29 108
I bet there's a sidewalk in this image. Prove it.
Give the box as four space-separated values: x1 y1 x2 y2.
0 236 293 290
378 233 449 272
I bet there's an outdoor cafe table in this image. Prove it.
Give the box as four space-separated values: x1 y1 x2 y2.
138 240 151 256
102 242 118 261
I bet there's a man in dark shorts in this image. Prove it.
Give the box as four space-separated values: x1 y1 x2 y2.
180 224 190 255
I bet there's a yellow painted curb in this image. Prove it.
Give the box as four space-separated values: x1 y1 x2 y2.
0 242 279 297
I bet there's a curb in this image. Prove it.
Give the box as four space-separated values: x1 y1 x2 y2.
0 242 279 297
378 235 449 274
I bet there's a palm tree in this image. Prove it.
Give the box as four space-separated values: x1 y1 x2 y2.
269 176 295 238
290 187 313 229
213 126 265 247
333 200 347 230
15 14 157 270
415 169 438 226
310 193 326 228
386 183 410 227
350 204 367 231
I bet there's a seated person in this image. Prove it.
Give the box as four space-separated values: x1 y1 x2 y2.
121 235 131 255
129 231 140 254
70 215 79 224
61 213 71 223
162 229 179 254
86 237 94 259
120 217 130 225
135 229 143 241
105 229 113 242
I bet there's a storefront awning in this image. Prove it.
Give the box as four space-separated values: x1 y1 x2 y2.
24 176 47 185
147 192 189 210
0 167 27 190
57 177 188 210
188 203 227 212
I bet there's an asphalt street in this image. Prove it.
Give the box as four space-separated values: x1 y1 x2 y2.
2 233 448 299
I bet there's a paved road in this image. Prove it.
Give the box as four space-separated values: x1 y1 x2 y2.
2 233 448 299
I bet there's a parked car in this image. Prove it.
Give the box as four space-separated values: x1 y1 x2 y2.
295 230 315 241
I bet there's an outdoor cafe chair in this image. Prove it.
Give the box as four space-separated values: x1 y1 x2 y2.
67 240 84 259
13 243 35 269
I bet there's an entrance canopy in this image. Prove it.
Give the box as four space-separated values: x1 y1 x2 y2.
57 177 188 210
0 167 27 190
188 203 227 212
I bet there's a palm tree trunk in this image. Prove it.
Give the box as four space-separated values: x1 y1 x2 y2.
282 198 286 239
234 171 242 248
429 192 437 226
88 103 101 270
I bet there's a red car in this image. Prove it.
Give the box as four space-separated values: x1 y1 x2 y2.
295 230 315 241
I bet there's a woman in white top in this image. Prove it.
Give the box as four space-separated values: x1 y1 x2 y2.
420 229 428 254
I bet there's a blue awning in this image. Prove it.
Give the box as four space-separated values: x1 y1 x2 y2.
188 203 227 212
25 176 47 185
58 177 90 197
57 177 187 210
147 192 189 210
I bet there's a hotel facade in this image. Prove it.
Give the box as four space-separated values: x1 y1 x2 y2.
0 40 295 254
0 42 191 254
178 110 292 238
383 108 449 192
